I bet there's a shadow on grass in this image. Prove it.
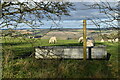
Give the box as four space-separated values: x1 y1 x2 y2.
54 42 105 47
26 58 112 78
3 46 34 59
2 42 29 46
13 47 34 59
54 43 83 46
95 42 105 46
2 56 113 78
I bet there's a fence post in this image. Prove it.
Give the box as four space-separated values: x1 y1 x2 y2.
83 20 87 60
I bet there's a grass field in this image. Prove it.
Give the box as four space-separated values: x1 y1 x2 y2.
2 37 119 78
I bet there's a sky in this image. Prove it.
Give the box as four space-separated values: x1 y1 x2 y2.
38 2 118 29
1 1 119 29
60 2 116 20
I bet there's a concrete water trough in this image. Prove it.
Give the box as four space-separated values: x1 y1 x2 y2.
34 45 111 60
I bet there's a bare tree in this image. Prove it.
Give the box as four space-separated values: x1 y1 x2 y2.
1 1 75 59
83 1 120 40
1 1 75 29
1 1 75 46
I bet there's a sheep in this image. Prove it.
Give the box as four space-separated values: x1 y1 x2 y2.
78 37 95 47
78 37 88 43
100 39 104 42
112 39 114 42
107 39 118 42
115 38 119 42
78 37 84 43
108 39 112 42
49 36 57 44
86 37 95 47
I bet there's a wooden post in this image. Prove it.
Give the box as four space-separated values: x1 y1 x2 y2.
83 20 87 60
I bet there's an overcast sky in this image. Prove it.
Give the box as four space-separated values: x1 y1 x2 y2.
59 2 117 20
1 1 118 29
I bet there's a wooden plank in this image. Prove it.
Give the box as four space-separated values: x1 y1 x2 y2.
83 20 87 60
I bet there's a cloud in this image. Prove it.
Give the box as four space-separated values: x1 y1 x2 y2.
60 2 117 20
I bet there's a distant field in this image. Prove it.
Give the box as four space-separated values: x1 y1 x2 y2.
2 29 116 41
2 37 119 78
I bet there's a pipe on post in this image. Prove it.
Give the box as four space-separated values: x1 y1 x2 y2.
88 47 92 60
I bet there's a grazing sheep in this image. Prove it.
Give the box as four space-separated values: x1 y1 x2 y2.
49 36 57 44
112 39 114 42
115 38 119 42
78 37 83 43
86 37 95 47
78 37 95 47
101 39 104 42
108 39 112 42
28 36 34 39
78 37 88 43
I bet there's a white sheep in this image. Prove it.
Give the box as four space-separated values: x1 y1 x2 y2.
86 37 95 47
112 39 114 42
100 39 104 42
49 36 57 44
108 39 112 42
115 38 119 42
78 37 88 43
78 37 95 47
78 37 83 43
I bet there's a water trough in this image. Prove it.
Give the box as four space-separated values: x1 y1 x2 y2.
34 45 110 60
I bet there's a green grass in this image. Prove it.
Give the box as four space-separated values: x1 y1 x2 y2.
2 37 119 78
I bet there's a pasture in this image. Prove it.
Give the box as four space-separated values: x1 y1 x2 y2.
2 37 119 78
